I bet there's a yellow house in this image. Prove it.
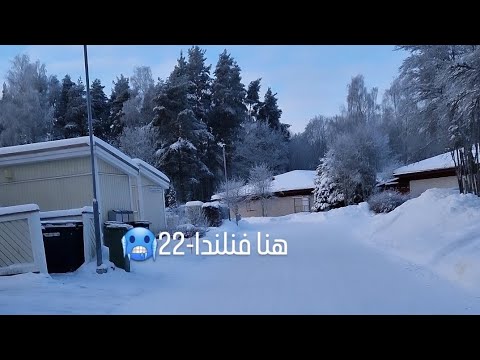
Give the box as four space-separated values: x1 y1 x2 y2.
212 170 316 218
0 136 170 235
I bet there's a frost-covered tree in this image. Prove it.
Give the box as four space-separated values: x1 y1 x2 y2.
118 123 156 165
232 121 288 179
247 163 273 217
395 45 480 195
289 115 331 170
312 154 345 212
130 66 155 126
0 54 54 146
217 178 245 222
165 184 178 209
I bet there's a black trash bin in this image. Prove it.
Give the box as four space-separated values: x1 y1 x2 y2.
104 221 133 271
42 220 85 273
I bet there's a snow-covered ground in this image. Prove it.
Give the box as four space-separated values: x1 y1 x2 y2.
2 188 480 314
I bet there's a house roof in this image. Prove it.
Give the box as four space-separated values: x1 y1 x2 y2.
393 152 455 176
0 136 170 188
212 170 316 200
132 158 170 184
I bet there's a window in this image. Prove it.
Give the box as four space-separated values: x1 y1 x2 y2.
246 201 255 212
294 197 310 213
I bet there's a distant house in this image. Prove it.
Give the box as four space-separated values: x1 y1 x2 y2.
0 136 170 234
378 151 459 197
212 170 316 218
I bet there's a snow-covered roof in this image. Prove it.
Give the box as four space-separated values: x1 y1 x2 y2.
132 158 170 183
0 136 170 187
394 152 455 176
0 136 91 157
376 177 399 187
212 170 316 200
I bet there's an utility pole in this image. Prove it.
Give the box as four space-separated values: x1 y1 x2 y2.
83 45 106 274
219 142 230 221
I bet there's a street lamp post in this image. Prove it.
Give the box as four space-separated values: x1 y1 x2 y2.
219 142 230 221
83 45 106 274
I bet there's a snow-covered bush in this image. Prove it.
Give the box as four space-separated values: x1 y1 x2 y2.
202 201 222 227
367 190 409 214
185 201 208 227
176 223 206 238
165 204 208 237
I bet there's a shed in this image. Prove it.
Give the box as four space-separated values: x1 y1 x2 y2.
0 136 169 235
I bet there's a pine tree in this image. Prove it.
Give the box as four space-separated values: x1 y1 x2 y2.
208 50 247 148
258 87 282 130
186 46 217 200
152 54 213 203
108 74 130 145
53 75 87 139
90 79 110 140
186 46 212 122
245 78 262 121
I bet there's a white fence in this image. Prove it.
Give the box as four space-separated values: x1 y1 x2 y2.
0 204 48 276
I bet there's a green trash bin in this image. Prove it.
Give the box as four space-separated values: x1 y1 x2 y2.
104 221 133 272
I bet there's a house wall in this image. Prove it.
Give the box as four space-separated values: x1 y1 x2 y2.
139 174 166 234
409 176 459 197
236 194 314 218
0 157 136 226
97 158 133 222
0 157 94 211
130 177 140 219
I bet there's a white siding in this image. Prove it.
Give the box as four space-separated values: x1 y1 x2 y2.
0 157 93 211
409 176 459 197
142 185 166 234
99 174 132 222
236 194 315 218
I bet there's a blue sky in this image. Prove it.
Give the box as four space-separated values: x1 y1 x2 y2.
0 45 407 133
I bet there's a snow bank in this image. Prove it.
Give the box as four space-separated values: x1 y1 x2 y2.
202 201 220 209
364 188 480 290
0 204 39 216
39 207 93 219
186 201 204 207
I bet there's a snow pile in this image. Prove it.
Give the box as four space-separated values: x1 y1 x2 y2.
39 206 93 219
363 188 480 290
186 201 204 207
0 204 39 216
202 201 220 209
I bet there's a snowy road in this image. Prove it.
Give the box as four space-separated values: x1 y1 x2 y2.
2 194 480 314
